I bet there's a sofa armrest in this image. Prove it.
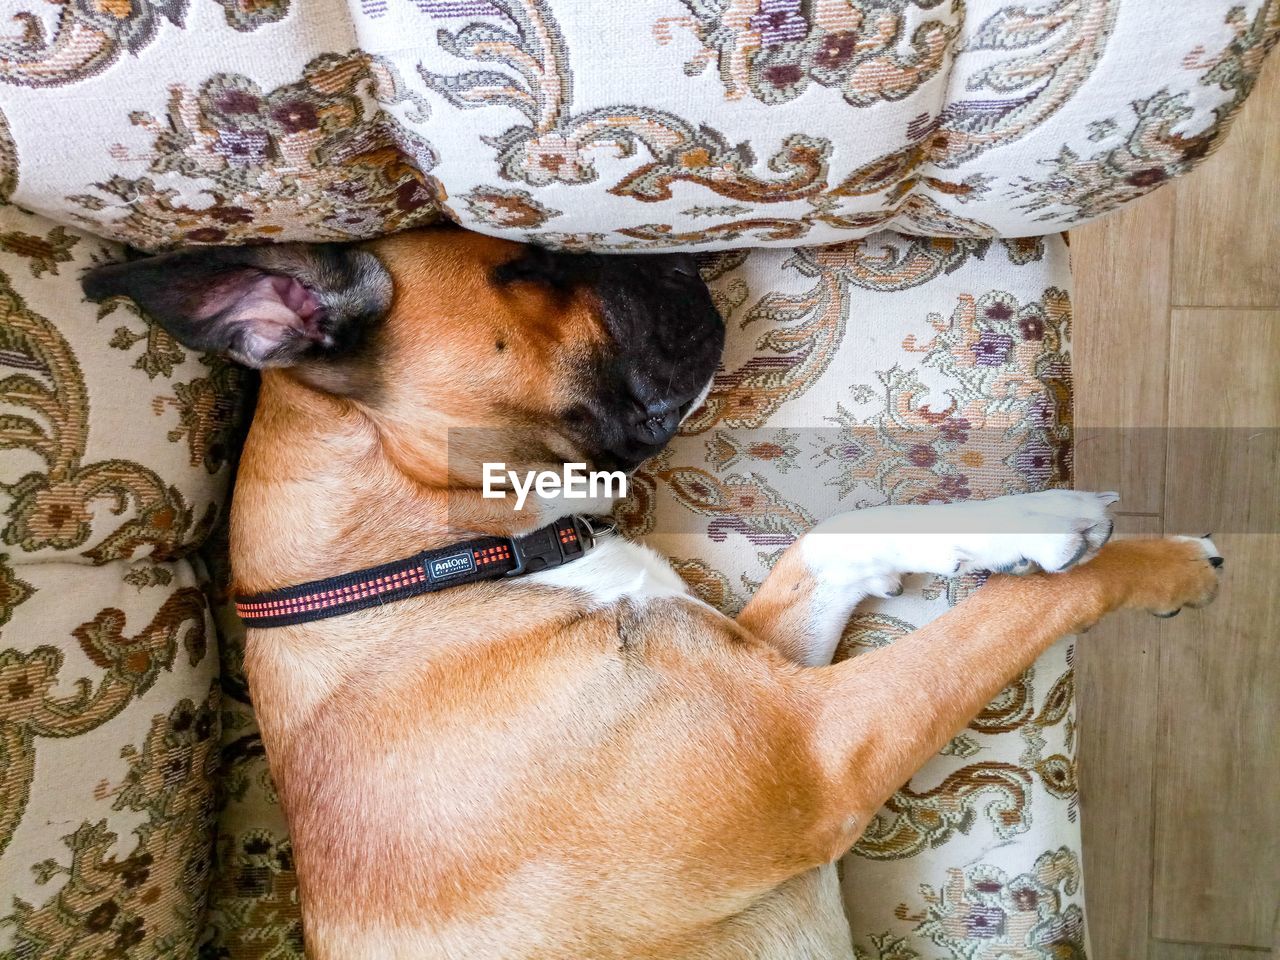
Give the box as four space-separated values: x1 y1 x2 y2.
1 1 1274 251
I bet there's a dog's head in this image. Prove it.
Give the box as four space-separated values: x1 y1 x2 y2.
82 230 724 490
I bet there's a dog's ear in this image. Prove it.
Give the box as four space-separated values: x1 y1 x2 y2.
81 243 392 370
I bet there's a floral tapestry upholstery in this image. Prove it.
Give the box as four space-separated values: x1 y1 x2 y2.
0 1 1275 251
0 203 244 958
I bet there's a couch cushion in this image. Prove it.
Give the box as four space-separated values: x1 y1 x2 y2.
0 205 241 957
0 208 245 564
0 559 219 959
0 1 1275 251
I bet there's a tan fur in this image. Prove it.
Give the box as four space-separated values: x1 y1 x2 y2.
233 232 1222 959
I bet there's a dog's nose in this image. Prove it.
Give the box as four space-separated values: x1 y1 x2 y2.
580 250 723 471
634 399 682 444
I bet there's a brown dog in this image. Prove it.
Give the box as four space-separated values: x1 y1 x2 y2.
84 230 1223 959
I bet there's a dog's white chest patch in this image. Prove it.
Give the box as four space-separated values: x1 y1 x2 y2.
527 537 693 607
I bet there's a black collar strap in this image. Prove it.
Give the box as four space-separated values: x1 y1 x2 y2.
234 516 609 628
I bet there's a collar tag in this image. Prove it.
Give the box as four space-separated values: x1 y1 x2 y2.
426 549 477 583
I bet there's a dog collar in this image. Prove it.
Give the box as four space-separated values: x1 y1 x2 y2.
234 515 612 628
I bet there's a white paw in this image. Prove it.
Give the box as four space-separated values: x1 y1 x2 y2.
950 489 1118 575
1173 533 1221 559
803 490 1119 585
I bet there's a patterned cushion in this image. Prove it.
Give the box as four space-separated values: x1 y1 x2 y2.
0 204 244 957
0 1 1275 251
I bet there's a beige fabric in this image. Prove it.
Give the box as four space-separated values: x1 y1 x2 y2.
0 2 1275 251
0 204 242 957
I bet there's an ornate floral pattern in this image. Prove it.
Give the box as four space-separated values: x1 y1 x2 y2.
4 682 220 958
66 52 442 249
0 0 288 89
418 0 990 243
1 270 219 559
0 110 16 203
456 185 562 229
907 846 1087 959
661 0 961 107
1019 1 1280 222
0 206 236 957
0 0 1271 248
931 0 1119 168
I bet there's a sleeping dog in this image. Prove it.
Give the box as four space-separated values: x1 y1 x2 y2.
84 229 1222 959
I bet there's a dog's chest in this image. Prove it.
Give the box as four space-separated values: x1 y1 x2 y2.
527 537 696 607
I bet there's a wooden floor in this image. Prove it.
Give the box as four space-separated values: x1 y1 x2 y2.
1072 55 1280 960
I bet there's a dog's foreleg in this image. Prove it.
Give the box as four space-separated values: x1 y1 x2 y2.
738 490 1118 665
787 535 1223 863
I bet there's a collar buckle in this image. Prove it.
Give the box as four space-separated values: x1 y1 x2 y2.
505 522 568 577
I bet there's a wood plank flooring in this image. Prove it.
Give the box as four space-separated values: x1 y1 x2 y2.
1071 52 1280 960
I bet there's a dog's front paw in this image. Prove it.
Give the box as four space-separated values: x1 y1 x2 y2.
953 489 1118 575
1137 535 1224 617
1069 535 1223 621
804 490 1119 586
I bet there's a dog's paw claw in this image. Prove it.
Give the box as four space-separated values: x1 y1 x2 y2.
864 574 904 599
